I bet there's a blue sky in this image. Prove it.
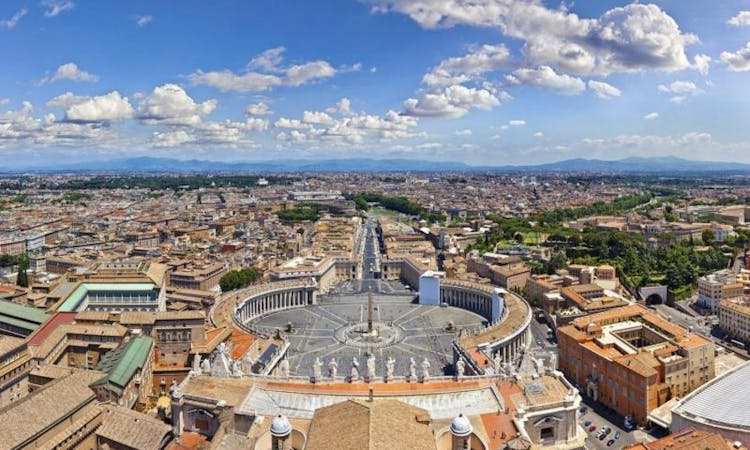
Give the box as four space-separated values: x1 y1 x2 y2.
3 0 750 167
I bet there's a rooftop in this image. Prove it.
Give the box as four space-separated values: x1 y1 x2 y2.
93 336 153 392
673 360 750 430
96 404 172 450
305 399 436 450
0 371 101 449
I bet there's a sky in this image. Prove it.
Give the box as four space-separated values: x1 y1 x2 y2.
2 0 750 167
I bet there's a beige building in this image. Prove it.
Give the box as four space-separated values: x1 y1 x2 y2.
0 370 104 450
697 270 743 313
718 297 750 343
0 335 32 408
168 262 226 291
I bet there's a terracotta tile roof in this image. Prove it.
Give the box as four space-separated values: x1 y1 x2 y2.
0 370 101 449
230 330 254 359
305 399 436 450
96 404 172 450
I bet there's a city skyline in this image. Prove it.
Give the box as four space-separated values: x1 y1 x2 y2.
2 0 750 167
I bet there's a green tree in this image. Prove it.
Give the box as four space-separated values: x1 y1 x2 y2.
15 254 29 288
702 229 714 246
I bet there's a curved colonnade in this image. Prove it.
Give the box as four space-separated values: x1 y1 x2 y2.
225 276 531 377
439 280 532 373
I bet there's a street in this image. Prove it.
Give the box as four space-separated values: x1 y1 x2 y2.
579 393 661 450
652 303 750 359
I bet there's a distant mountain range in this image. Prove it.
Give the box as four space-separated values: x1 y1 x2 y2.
6 155 750 174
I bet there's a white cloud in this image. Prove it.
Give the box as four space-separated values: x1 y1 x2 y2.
275 130 308 142
415 142 443 150
455 128 472 136
423 43 511 86
246 102 272 116
274 118 313 130
273 107 420 147
247 47 286 72
509 120 526 126
137 84 217 126
136 15 153 27
729 11 750 27
152 129 191 148
1 9 27 29
643 112 659 120
0 98 9 105
721 42 750 72
64 91 133 123
693 54 711 76
533 131 543 138
151 119 263 148
588 80 621 99
0 101 119 147
244 117 269 132
367 1 701 76
284 61 337 87
336 98 352 115
46 92 88 108
42 1 74 18
506 66 586 95
302 111 336 126
43 62 99 84
190 47 346 92
583 132 712 149
403 84 501 117
658 81 703 103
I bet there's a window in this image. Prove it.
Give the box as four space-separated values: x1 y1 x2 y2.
540 427 555 440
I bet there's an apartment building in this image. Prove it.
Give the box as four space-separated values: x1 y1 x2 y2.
697 270 743 313
168 262 226 291
718 297 750 343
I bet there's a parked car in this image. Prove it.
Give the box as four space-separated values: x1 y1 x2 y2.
599 433 607 441
614 431 621 440
589 425 597 432
607 439 616 447
584 420 592 427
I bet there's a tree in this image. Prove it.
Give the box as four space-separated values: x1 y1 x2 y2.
702 229 715 246
220 267 261 291
15 254 29 288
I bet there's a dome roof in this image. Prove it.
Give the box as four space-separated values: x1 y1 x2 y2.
450 413 473 437
270 414 292 437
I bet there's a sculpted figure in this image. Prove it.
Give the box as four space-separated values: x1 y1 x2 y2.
351 357 360 381
278 358 290 378
456 358 466 379
409 357 417 379
366 354 376 380
421 358 431 380
386 356 395 379
328 358 338 379
313 357 323 380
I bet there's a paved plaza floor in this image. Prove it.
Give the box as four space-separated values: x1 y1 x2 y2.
248 280 486 377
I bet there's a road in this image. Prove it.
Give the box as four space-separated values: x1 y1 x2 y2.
652 304 710 336
652 304 750 359
361 218 381 280
579 393 661 450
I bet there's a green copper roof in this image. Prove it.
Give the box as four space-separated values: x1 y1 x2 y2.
93 336 153 392
59 282 156 312
0 299 49 325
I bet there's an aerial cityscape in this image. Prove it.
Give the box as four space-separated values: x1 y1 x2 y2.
3 1 750 450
